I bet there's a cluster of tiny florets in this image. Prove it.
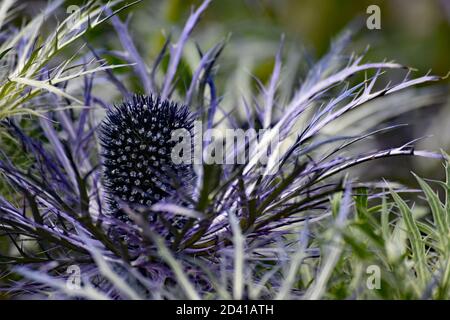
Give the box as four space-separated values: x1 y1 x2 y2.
100 94 193 220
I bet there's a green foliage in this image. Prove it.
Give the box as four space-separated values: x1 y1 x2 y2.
323 153 450 299
0 0 129 121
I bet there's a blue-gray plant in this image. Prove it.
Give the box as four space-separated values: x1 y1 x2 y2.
0 0 446 299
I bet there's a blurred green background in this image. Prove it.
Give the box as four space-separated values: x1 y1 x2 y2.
23 0 449 74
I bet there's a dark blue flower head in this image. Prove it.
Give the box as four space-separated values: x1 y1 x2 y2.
100 94 193 221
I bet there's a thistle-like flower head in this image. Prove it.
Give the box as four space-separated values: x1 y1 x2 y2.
100 94 193 219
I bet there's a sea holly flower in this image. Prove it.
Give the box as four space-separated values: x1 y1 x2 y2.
0 0 446 300
100 94 194 238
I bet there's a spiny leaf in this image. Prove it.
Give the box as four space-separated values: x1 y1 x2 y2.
390 188 429 287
